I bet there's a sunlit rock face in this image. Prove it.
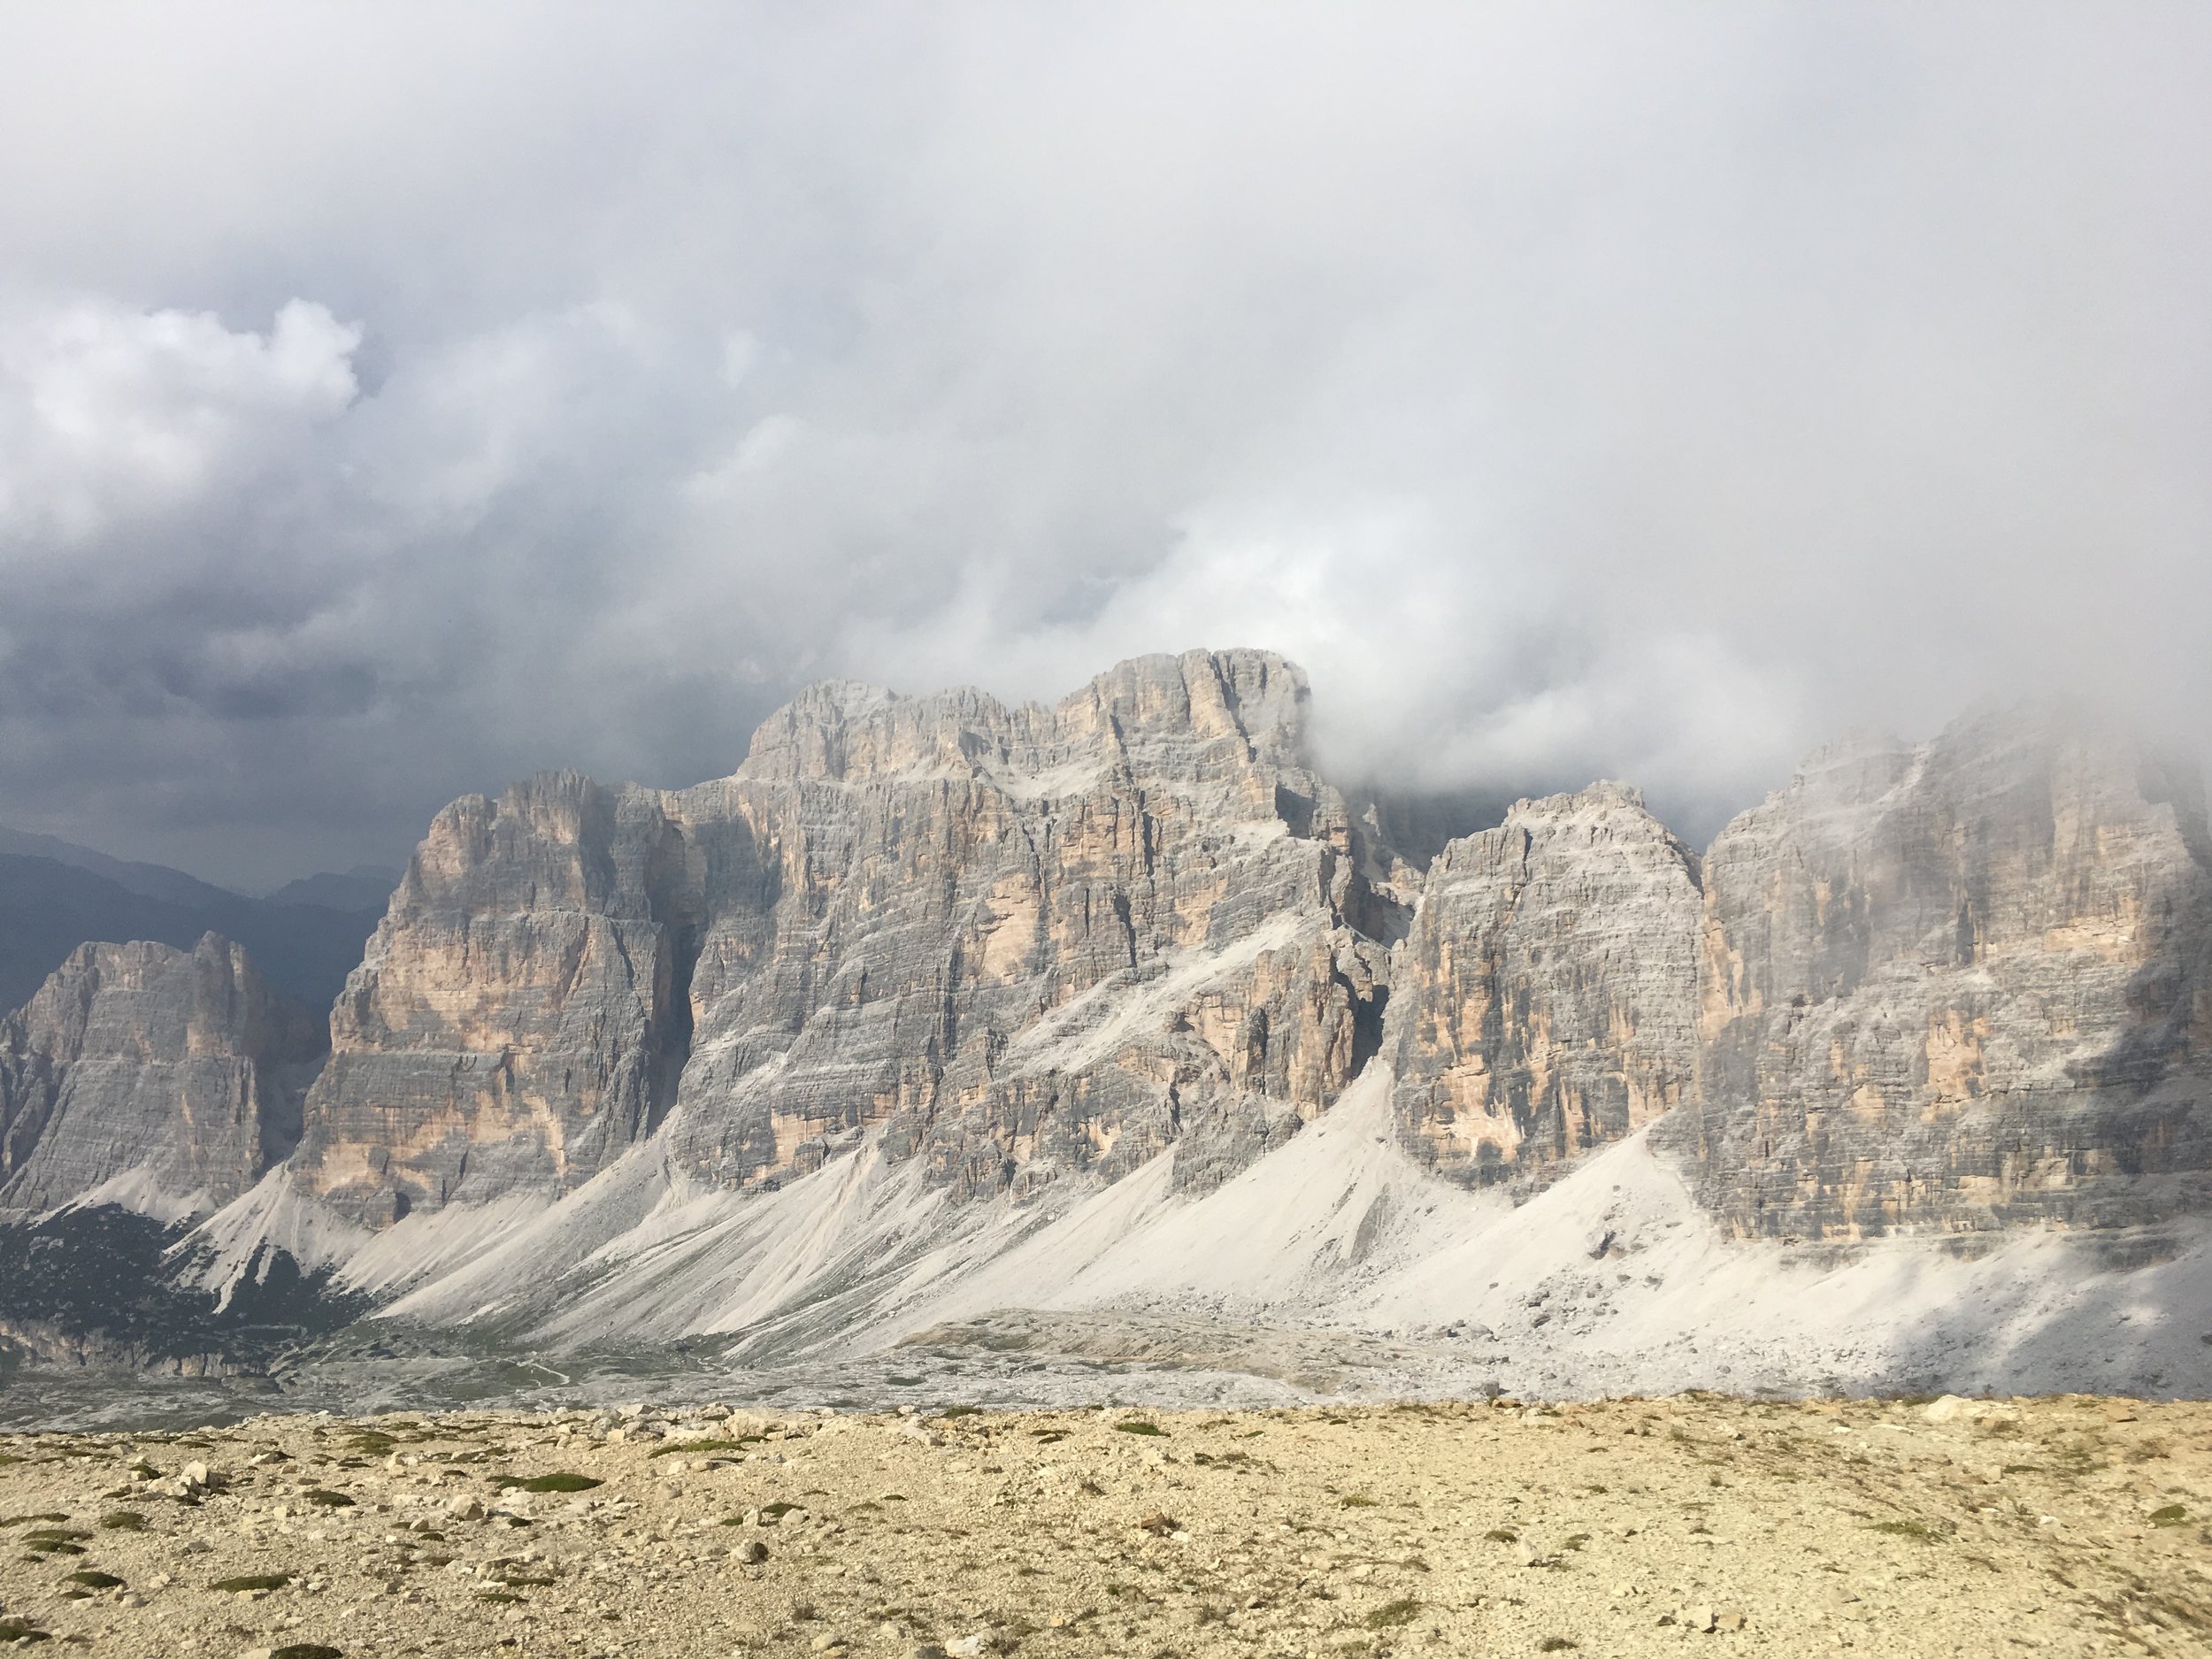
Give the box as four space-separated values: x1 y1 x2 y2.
289 649 1402 1225
1384 783 1705 1187
0 935 323 1216
1671 706 2212 1238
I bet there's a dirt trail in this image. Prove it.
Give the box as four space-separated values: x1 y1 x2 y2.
1 1394 2207 1657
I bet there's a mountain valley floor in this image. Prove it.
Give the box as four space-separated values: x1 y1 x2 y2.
0 1394 2206 1658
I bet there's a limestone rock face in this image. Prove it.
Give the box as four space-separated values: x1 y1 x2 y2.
1385 783 1704 1185
290 650 1399 1225
0 935 324 1216
289 774 695 1224
1672 706 2212 1236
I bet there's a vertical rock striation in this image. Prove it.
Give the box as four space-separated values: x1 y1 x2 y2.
288 649 1401 1225
0 935 324 1217
289 772 699 1225
1384 783 1704 1185
1674 705 2212 1236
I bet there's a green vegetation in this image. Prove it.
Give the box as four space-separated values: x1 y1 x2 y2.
65 1571 122 1588
303 1489 355 1508
270 1647 342 1659
211 1572 290 1593
2150 1503 2188 1526
1363 1598 1420 1630
98 1512 147 1531
1484 1527 1518 1543
0 1622 50 1644
1540 1640 1578 1653
1340 1494 1378 1508
1114 1421 1167 1437
648 1436 762 1456
490 1471 600 1493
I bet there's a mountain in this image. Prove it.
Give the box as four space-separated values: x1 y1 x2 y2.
1 650 2208 1405
0 935 324 1218
289 649 1395 1226
0 849 386 1019
1667 705 2212 1236
263 866 402 911
0 826 238 910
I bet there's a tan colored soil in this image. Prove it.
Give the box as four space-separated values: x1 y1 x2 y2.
0 1394 2207 1658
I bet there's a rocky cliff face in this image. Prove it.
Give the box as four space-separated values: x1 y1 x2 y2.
289 650 1399 1225
0 935 324 1217
1671 706 2212 1237
1384 783 1704 1185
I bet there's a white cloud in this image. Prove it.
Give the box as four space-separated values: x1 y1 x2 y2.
0 3 2205 883
0 298 358 552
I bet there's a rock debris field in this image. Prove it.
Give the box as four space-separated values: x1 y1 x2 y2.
0 1394 2208 1658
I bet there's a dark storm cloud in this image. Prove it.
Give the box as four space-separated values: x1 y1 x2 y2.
0 3 2208 886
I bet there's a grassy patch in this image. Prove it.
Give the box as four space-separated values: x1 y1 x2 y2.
1363 1599 1419 1630
1539 1640 1578 1653
1484 1528 1518 1543
938 1405 983 1419
0 1515 68 1528
211 1572 290 1593
1114 1421 1167 1437
476 1591 524 1605
1563 1533 1591 1551
303 1490 355 1509
65 1571 122 1589
2149 1504 2188 1526
648 1437 759 1457
98 1512 147 1531
490 1472 601 1494
759 1501 799 1520
0 1623 50 1644
269 1647 342 1659
1028 1429 1070 1444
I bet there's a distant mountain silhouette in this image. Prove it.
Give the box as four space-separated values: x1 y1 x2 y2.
0 844 382 1018
264 866 401 912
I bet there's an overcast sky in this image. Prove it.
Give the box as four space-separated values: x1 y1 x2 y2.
1 4 2208 888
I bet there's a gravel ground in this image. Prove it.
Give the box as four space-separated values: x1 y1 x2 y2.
0 1393 2207 1658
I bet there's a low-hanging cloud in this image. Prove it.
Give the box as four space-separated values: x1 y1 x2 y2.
0 2 2207 885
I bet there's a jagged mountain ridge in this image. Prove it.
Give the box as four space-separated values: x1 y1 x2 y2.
288 649 1394 1230
1 650 2208 1399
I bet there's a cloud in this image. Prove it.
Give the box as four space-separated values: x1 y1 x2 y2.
0 298 357 552
0 3 2207 883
